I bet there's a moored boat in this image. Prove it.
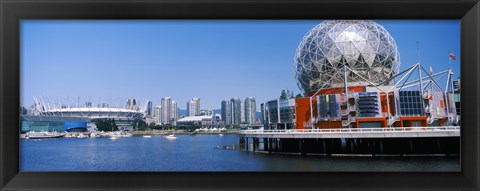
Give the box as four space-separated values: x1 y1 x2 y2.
25 131 65 139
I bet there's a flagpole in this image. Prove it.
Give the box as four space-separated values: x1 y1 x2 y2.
449 57 452 70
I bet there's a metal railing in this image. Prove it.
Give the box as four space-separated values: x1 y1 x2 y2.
240 126 460 134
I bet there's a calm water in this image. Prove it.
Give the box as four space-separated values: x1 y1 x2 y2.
20 134 459 171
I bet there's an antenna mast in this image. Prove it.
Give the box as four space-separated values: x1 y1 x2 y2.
416 41 421 63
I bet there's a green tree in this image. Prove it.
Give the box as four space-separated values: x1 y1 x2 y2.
296 93 302 98
95 118 118 132
137 121 148 131
148 122 155 129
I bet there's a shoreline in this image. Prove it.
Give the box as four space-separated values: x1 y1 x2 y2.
20 129 240 138
129 130 239 135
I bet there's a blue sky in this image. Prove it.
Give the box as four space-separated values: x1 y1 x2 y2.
21 20 460 110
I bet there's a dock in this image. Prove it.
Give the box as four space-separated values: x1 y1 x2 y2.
240 126 460 139
238 126 460 155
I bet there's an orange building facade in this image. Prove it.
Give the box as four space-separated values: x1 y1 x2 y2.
261 85 457 130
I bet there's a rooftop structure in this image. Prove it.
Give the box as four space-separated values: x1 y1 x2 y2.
294 20 400 94
31 97 148 121
261 20 459 130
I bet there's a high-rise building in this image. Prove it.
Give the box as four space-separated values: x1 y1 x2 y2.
127 98 137 110
245 97 257 124
187 98 201 116
171 101 178 126
240 102 245 124
161 97 172 125
154 105 162 125
221 99 232 125
146 101 153 117
231 97 242 125
453 79 460 92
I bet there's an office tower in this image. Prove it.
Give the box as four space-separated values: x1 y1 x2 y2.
221 99 232 125
231 97 242 125
146 101 153 117
245 97 257 124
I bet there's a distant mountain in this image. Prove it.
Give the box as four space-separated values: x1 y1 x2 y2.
178 109 188 116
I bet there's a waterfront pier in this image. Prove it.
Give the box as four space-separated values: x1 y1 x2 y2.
239 126 460 155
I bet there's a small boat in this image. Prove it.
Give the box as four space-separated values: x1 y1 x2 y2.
109 136 119 140
218 134 224 136
77 133 87 138
142 131 152 138
165 134 177 140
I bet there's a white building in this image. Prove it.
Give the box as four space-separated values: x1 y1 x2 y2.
177 115 214 128
161 97 172 125
154 105 162 125
187 98 201 116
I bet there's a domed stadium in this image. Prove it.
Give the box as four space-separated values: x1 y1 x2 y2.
22 97 149 132
294 20 400 93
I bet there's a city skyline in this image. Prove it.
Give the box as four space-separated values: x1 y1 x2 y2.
21 20 460 110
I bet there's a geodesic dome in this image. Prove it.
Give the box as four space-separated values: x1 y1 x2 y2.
294 20 400 93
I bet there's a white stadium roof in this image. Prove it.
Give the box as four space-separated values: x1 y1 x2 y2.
45 107 142 113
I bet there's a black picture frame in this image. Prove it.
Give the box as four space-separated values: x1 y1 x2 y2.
1 0 479 190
